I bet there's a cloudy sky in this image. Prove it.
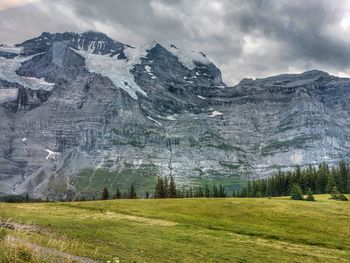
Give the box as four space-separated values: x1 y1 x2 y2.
1 0 350 85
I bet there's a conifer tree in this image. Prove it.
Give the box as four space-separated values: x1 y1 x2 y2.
305 188 315 201
189 187 193 198
205 182 210 197
169 175 177 198
290 183 304 200
212 183 219 197
326 174 337 193
163 176 169 198
129 184 137 199
145 190 150 199
24 192 30 203
101 186 109 200
113 188 121 199
198 186 204 197
154 176 165 198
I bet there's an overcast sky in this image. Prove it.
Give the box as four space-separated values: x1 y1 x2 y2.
1 0 350 85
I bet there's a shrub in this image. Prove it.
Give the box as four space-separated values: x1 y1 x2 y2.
329 186 348 201
291 183 304 200
305 188 315 201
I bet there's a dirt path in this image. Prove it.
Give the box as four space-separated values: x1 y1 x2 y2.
7 236 101 263
1 222 101 263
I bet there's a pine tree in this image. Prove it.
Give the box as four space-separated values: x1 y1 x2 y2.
24 192 30 203
169 176 177 198
198 187 204 197
129 184 137 199
204 182 210 197
154 176 165 198
339 160 348 193
219 185 226 197
305 188 315 201
326 174 337 193
290 183 304 200
113 188 121 199
189 187 193 198
330 185 348 201
212 183 219 197
101 186 109 200
145 190 150 199
163 176 169 198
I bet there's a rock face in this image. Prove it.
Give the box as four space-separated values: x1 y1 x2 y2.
1 31 350 199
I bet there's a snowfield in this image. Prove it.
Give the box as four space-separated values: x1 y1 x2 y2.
0 54 55 91
209 111 223 117
0 88 18 104
166 44 211 70
75 43 157 100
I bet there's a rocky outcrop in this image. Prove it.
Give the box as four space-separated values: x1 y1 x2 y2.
0 31 350 199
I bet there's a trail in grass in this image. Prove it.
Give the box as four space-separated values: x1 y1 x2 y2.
5 236 101 263
1 222 101 263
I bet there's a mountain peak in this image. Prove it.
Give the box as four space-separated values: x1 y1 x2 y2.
81 30 110 39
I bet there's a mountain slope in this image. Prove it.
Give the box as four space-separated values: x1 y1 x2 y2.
1 31 350 199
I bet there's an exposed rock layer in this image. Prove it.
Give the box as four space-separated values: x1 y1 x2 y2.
1 31 349 199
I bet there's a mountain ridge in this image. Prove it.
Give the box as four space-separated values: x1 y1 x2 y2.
1 31 350 200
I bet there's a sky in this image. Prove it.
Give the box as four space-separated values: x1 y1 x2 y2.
1 0 350 85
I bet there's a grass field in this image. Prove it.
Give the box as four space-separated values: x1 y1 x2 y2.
0 195 350 262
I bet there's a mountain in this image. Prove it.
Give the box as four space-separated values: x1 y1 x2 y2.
1 31 350 200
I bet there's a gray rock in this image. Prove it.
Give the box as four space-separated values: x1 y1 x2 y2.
0 31 349 199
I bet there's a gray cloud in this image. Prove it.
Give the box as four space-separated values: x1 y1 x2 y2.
1 0 350 84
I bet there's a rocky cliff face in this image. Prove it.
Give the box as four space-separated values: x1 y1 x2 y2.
1 31 350 199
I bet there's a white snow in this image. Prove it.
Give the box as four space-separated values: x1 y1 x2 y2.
165 115 177 121
156 114 177 121
0 44 22 54
209 111 223 117
0 54 55 91
144 65 157 79
44 149 60 160
197 95 206 100
147 116 163 126
22 138 27 142
0 89 18 104
166 44 211 70
75 43 157 100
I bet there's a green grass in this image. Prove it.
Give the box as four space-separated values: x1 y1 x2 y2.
193 176 248 192
1 195 350 262
71 164 158 196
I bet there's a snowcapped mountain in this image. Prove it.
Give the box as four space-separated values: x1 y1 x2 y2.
1 31 350 200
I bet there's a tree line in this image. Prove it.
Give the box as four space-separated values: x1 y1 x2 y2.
153 175 227 198
237 161 350 198
99 175 228 200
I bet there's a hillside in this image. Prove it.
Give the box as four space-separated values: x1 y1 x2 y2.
2 31 350 200
1 195 350 262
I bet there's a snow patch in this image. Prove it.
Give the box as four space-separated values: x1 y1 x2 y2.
165 115 177 121
75 43 157 99
166 44 211 70
22 138 27 142
197 95 206 100
44 149 60 160
0 45 22 54
209 111 223 117
0 54 55 91
144 65 157 79
0 89 18 104
147 116 163 126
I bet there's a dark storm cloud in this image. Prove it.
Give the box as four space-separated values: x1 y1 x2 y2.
1 0 350 84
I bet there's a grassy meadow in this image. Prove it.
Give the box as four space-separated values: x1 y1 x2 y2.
0 194 350 262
